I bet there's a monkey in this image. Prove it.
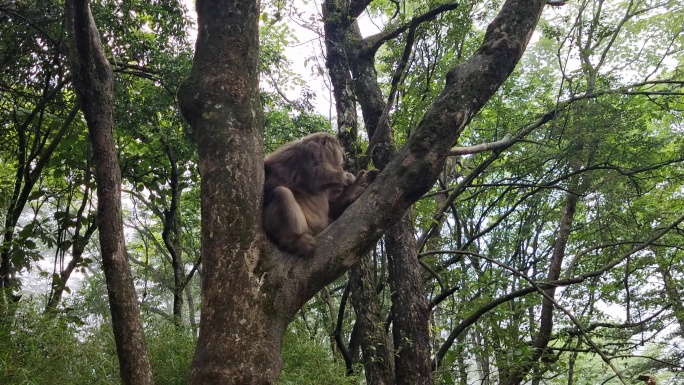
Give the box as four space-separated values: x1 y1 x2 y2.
263 132 379 258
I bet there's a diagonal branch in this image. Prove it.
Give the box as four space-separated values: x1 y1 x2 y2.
364 3 460 56
272 0 550 313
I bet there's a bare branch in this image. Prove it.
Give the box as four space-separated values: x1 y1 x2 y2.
364 3 460 56
449 134 513 156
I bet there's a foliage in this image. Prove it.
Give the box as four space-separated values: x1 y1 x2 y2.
0 303 120 385
2 0 684 383
279 322 362 385
0 301 364 385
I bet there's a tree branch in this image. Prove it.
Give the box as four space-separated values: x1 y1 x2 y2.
449 134 513 156
275 0 550 307
429 210 684 369
364 3 460 56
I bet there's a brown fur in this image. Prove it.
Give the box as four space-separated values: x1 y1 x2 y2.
263 132 378 257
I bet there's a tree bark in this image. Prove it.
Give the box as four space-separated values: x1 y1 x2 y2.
348 34 433 385
386 213 431 385
321 2 436 382
178 1 280 383
65 0 154 383
322 3 396 384
348 255 394 384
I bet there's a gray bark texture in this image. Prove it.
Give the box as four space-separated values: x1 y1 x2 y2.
64 0 154 383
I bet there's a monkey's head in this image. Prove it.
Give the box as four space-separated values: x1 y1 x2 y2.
305 132 344 167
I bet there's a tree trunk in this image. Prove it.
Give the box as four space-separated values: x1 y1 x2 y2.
321 3 435 382
65 0 154 383
322 3 396 384
160 140 185 326
46 161 97 313
1 83 72 304
348 254 394 384
655 253 684 339
500 179 582 385
386 213 431 385
177 1 280 383
350 41 433 385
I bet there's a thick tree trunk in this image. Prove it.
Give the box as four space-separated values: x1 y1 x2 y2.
177 1 281 383
65 0 153 383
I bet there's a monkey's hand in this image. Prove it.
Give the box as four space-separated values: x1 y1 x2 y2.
354 169 380 187
343 171 356 185
328 169 380 220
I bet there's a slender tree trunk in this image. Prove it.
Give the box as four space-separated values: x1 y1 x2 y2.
160 140 185 326
321 3 435 382
456 332 468 385
350 31 433 385
566 338 581 385
1 85 72 304
321 0 361 163
46 163 97 312
474 330 492 385
65 0 153 383
655 254 684 338
386 213 431 385
348 255 394 384
500 179 582 385
322 6 395 383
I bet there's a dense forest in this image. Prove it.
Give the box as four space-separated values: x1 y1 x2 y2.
1 0 683 384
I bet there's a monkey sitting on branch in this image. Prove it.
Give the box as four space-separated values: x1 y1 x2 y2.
263 132 378 258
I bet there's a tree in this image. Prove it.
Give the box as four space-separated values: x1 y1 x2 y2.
47 0 684 384
65 0 154 382
175 0 548 383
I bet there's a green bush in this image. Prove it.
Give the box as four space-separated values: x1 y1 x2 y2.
279 328 362 385
0 306 119 385
1 303 359 384
146 321 195 385
0 304 195 385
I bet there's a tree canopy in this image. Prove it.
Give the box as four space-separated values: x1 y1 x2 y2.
1 0 684 384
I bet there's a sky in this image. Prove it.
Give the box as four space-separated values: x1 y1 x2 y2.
182 0 383 119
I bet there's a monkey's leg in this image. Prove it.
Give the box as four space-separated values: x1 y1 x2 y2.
264 186 316 258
